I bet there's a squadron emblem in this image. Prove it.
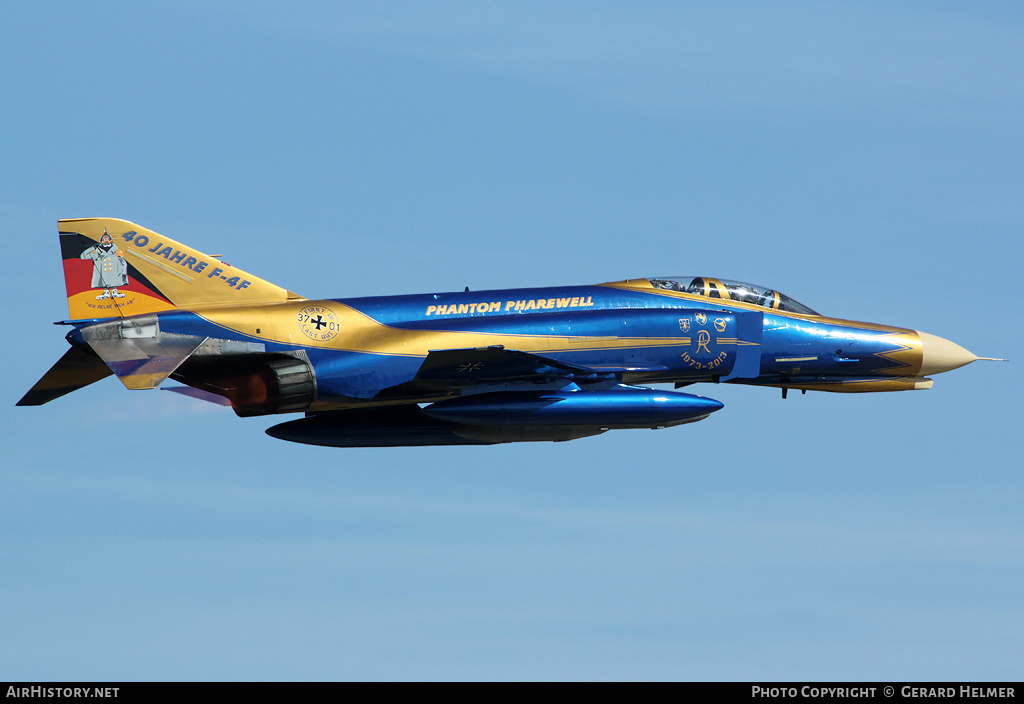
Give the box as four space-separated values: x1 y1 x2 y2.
298 305 340 342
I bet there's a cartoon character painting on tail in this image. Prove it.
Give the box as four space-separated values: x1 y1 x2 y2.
79 230 128 300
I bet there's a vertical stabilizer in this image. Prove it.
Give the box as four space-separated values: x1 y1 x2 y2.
58 218 304 320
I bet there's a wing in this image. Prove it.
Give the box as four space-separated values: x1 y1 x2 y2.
412 345 612 386
376 345 621 399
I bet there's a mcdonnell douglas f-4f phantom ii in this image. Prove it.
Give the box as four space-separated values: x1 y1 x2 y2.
18 218 996 447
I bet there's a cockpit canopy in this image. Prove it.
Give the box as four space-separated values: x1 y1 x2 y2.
649 277 819 315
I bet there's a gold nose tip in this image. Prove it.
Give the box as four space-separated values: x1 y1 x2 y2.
916 331 978 376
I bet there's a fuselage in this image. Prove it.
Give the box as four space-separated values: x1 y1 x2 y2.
82 276 967 412
26 218 985 447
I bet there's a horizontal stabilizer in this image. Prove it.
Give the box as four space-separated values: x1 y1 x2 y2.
17 345 113 406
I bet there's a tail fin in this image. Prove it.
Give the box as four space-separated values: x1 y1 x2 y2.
59 218 304 320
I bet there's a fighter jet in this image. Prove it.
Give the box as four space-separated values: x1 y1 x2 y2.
17 218 997 446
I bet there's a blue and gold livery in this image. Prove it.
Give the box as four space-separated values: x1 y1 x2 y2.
18 218 989 446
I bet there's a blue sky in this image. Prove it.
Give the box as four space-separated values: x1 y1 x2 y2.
2 1 1021 680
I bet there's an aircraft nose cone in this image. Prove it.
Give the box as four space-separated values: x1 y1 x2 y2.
916 331 977 376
